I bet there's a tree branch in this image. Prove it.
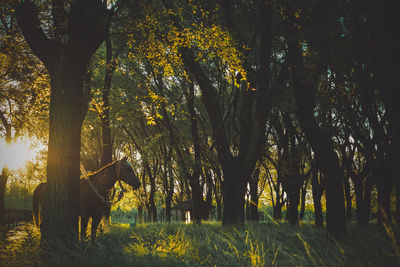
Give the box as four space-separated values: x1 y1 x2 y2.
15 1 57 70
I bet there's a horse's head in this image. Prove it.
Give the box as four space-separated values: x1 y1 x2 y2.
117 156 141 189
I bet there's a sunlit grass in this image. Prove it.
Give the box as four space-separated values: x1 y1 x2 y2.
0 221 398 266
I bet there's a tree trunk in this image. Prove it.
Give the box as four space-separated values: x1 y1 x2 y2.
249 167 260 221
41 69 87 250
0 167 9 224
273 203 283 220
396 183 400 225
221 163 247 226
377 180 392 223
286 186 300 226
344 176 352 221
148 168 157 222
165 166 174 223
288 38 346 237
162 0 272 227
16 0 111 251
299 179 308 221
137 205 143 224
354 177 372 226
101 36 113 167
311 170 323 227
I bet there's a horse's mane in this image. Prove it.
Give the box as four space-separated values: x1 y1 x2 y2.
80 160 119 181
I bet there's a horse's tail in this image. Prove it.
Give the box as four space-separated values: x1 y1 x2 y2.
32 183 44 227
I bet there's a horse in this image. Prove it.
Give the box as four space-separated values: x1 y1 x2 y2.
32 156 141 242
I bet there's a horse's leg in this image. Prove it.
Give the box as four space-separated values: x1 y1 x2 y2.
81 215 89 243
91 215 102 243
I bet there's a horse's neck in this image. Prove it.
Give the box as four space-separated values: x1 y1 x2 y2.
91 164 117 192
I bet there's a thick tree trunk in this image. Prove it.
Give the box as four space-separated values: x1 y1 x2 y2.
273 204 283 220
41 68 86 250
16 0 111 251
286 186 300 226
0 167 9 224
221 163 247 226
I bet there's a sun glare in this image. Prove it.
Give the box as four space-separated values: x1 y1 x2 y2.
0 139 38 170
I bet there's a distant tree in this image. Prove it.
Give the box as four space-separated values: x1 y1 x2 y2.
0 0 49 224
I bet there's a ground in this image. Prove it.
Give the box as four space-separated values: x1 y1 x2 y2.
0 220 399 266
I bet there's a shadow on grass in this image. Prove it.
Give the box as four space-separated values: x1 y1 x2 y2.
1 221 399 266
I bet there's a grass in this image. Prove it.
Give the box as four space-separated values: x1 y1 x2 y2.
1 220 399 267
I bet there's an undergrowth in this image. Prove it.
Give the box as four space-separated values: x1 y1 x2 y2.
0 221 398 266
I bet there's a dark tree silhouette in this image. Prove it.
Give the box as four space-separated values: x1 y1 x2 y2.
16 0 112 250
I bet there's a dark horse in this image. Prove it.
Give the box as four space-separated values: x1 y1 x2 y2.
32 157 140 242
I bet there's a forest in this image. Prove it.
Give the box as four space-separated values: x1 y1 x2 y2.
0 0 399 266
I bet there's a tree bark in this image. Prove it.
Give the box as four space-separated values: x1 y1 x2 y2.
311 169 323 227
221 161 247 225
299 179 308 221
16 0 111 250
344 176 352 221
249 167 260 221
286 187 300 226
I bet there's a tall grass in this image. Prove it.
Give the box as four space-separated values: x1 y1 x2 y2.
1 221 398 266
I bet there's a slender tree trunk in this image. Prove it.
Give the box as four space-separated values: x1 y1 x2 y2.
299 179 308 221
344 176 352 221
186 81 204 224
0 167 9 224
288 39 346 237
311 170 323 227
249 167 260 221
165 158 174 223
396 183 400 225
204 169 213 220
101 36 113 167
137 205 143 224
148 166 157 222
354 177 372 226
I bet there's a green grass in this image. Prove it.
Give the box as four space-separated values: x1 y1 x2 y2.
1 221 399 266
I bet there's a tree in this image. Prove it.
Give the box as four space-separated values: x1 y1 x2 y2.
162 0 273 226
16 0 112 250
0 0 49 224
